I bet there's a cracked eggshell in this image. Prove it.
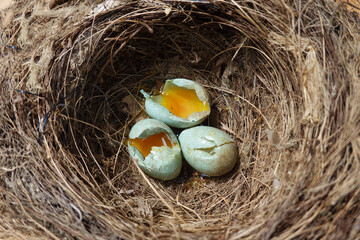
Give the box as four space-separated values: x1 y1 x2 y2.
128 119 182 180
179 126 237 176
141 78 210 128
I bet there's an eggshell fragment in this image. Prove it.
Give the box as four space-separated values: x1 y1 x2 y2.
179 126 237 176
128 119 182 180
141 78 210 128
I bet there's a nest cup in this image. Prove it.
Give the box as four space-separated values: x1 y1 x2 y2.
52 2 301 236
2 1 360 239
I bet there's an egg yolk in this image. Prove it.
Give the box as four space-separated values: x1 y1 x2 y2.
151 83 209 118
129 132 173 158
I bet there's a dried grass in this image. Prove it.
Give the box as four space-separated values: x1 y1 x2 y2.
1 0 359 239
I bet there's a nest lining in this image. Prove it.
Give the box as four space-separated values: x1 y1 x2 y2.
1 1 360 239
53 3 283 225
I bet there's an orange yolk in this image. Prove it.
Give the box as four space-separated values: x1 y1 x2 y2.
151 83 209 118
129 132 173 158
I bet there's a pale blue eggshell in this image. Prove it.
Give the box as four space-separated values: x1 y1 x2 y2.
128 119 182 180
179 126 237 176
141 78 210 128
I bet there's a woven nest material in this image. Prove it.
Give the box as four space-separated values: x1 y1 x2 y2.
1 0 360 239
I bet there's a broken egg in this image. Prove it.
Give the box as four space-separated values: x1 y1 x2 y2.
141 78 210 128
128 119 182 180
178 126 237 176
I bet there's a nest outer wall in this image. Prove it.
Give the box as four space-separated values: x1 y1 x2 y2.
1 0 360 239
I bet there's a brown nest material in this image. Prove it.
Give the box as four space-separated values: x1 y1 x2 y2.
1 0 360 239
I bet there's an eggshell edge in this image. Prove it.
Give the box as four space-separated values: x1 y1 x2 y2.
179 126 238 176
128 119 182 180
140 78 211 128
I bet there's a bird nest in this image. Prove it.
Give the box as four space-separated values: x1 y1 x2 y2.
1 0 359 239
